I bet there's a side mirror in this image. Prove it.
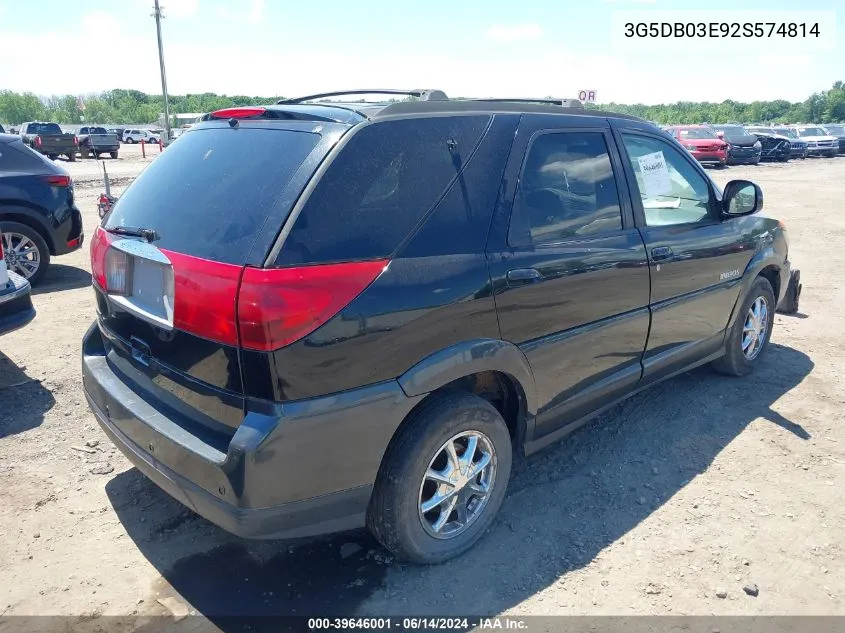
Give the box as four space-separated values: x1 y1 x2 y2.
722 180 763 216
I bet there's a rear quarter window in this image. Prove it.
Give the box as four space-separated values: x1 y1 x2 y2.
104 127 321 264
275 115 491 266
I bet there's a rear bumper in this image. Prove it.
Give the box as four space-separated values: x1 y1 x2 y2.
0 271 35 335
82 322 420 539
52 208 84 255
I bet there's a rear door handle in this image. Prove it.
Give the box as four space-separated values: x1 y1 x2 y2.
506 268 543 287
651 246 674 261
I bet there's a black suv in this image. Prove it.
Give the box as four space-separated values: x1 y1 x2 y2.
82 90 796 564
1 134 84 285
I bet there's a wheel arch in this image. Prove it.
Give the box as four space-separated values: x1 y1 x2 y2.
0 208 56 254
397 339 538 445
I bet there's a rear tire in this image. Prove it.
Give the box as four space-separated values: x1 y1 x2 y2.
712 276 775 377
110 151 119 159
367 392 513 565
66 153 76 162
0 220 51 286
48 154 58 160
81 148 90 159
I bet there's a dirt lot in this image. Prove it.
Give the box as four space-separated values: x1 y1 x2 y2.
1 144 844 625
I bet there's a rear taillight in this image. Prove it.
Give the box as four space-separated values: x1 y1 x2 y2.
73 136 79 146
104 248 130 295
42 174 71 187
34 135 42 148
162 250 242 347
90 226 116 291
209 106 267 119
0 232 4 259
237 260 388 351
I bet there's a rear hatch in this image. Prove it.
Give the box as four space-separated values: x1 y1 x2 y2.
86 128 119 149
92 119 337 434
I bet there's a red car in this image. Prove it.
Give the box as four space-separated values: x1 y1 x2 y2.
665 125 728 167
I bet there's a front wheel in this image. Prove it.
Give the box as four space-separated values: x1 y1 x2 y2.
712 276 775 377
368 392 513 564
126 138 135 144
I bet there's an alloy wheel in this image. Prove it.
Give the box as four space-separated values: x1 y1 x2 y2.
742 296 769 360
418 430 497 540
2 232 41 279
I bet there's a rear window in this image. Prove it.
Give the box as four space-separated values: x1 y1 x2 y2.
90 127 108 134
105 127 320 264
26 122 63 135
275 116 490 266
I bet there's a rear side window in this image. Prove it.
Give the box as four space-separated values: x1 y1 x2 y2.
275 116 490 266
105 127 320 264
0 139 55 171
510 132 623 246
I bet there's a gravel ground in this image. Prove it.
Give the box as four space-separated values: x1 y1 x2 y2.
1 146 844 625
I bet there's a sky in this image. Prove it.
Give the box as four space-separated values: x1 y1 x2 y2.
0 0 842 105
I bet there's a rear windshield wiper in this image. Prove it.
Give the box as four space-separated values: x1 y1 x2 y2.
107 226 158 242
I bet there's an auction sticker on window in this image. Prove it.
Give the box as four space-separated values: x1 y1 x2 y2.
637 151 672 198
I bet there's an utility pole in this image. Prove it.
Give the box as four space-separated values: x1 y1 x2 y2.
152 0 172 144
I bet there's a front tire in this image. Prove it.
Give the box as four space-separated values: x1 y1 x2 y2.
0 221 51 286
368 392 513 564
712 276 775 377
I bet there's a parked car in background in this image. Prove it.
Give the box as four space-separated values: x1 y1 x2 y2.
122 129 158 144
709 124 762 165
19 122 78 162
664 125 728 166
0 133 84 284
83 95 795 564
746 128 792 162
759 127 809 159
0 229 36 335
821 124 845 154
790 125 838 157
78 127 120 159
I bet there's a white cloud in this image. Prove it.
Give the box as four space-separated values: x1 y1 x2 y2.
485 24 542 43
246 0 264 24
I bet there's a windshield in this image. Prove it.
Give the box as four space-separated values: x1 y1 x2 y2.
824 125 845 135
105 126 321 264
27 122 62 135
677 128 717 140
776 128 798 139
798 127 827 137
717 125 749 136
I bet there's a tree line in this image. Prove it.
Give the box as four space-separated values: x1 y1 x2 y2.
1 82 843 126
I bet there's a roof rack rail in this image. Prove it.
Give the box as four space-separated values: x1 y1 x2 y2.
474 98 584 107
278 89 448 104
